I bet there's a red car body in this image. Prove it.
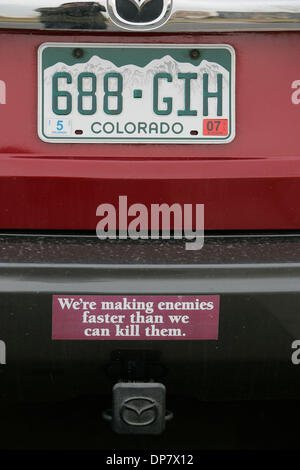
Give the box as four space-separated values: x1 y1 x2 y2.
0 31 300 230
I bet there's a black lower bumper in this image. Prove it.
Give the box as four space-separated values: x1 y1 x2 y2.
0 232 300 403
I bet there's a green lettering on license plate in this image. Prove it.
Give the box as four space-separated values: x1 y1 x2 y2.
38 43 235 144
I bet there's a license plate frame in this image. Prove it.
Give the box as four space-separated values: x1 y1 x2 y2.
38 42 235 144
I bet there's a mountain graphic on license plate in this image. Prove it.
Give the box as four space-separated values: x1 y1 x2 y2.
38 43 235 144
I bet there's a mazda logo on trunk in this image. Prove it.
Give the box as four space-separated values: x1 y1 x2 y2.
128 0 153 10
107 0 173 31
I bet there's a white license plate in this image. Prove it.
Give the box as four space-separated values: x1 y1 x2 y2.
38 43 235 144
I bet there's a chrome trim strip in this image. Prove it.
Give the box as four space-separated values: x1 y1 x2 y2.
0 0 300 32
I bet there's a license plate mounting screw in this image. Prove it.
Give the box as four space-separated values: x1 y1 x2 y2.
73 48 84 59
190 49 200 60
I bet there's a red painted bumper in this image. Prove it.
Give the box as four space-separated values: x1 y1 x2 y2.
0 31 300 230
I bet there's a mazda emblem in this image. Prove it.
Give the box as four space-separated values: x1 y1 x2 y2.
107 0 173 31
120 397 158 426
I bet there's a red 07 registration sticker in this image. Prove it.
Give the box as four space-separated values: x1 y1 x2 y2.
203 119 228 136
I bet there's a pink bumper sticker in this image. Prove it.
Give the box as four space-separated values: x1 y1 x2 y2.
52 295 219 341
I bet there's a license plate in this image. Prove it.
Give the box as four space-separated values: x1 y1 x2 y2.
38 43 235 144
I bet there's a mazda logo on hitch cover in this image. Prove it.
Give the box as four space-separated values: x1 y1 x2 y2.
120 397 158 426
